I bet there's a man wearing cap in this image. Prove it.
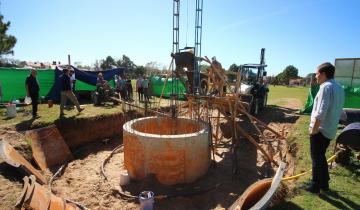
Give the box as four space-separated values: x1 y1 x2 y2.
25 68 40 118
59 67 84 117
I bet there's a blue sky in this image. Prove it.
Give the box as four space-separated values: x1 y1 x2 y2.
1 0 359 76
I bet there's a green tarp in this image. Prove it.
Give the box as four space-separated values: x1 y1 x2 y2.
0 67 117 102
150 76 186 100
301 85 360 114
75 78 116 91
300 85 320 114
0 68 54 102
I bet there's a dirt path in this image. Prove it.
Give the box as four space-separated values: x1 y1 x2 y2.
268 98 303 110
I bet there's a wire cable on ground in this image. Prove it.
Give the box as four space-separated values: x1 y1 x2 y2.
100 143 222 201
48 163 89 210
100 144 124 181
48 145 105 210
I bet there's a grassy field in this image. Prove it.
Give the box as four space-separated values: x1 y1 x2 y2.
268 86 360 210
268 85 309 104
0 94 170 130
0 103 125 129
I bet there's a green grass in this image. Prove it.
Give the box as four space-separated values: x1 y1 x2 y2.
0 103 125 130
0 94 169 130
268 86 360 210
268 85 309 105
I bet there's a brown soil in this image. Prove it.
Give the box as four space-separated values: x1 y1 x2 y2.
0 126 32 210
0 100 301 210
268 98 303 110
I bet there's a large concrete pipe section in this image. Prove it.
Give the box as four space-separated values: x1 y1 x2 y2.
123 117 210 185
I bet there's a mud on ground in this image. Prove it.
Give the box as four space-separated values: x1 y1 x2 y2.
0 103 300 210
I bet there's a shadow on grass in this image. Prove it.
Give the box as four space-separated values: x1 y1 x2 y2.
319 190 360 210
14 117 36 131
344 160 360 176
269 201 304 210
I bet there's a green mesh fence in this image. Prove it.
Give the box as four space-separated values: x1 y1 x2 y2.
300 85 320 114
301 84 360 114
75 79 115 91
150 76 186 100
0 67 54 102
0 67 117 102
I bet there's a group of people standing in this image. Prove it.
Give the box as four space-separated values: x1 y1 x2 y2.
114 74 150 102
115 76 133 101
136 75 150 102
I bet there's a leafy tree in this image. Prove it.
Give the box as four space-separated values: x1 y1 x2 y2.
116 55 136 70
275 65 299 85
94 60 100 71
19 61 27 67
228 63 239 72
0 57 19 67
73 61 91 70
134 66 145 76
200 64 210 72
145 61 162 75
100 56 116 70
227 63 238 81
0 15 17 57
283 65 298 79
116 54 137 77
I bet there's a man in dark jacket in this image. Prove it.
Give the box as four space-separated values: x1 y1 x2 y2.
59 67 83 117
25 68 40 118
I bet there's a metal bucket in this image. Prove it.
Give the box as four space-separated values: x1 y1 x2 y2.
6 104 17 118
139 191 154 210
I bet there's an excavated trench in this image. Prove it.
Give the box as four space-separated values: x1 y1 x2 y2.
0 107 296 210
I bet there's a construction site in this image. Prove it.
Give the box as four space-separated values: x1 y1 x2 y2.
1 1 360 210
